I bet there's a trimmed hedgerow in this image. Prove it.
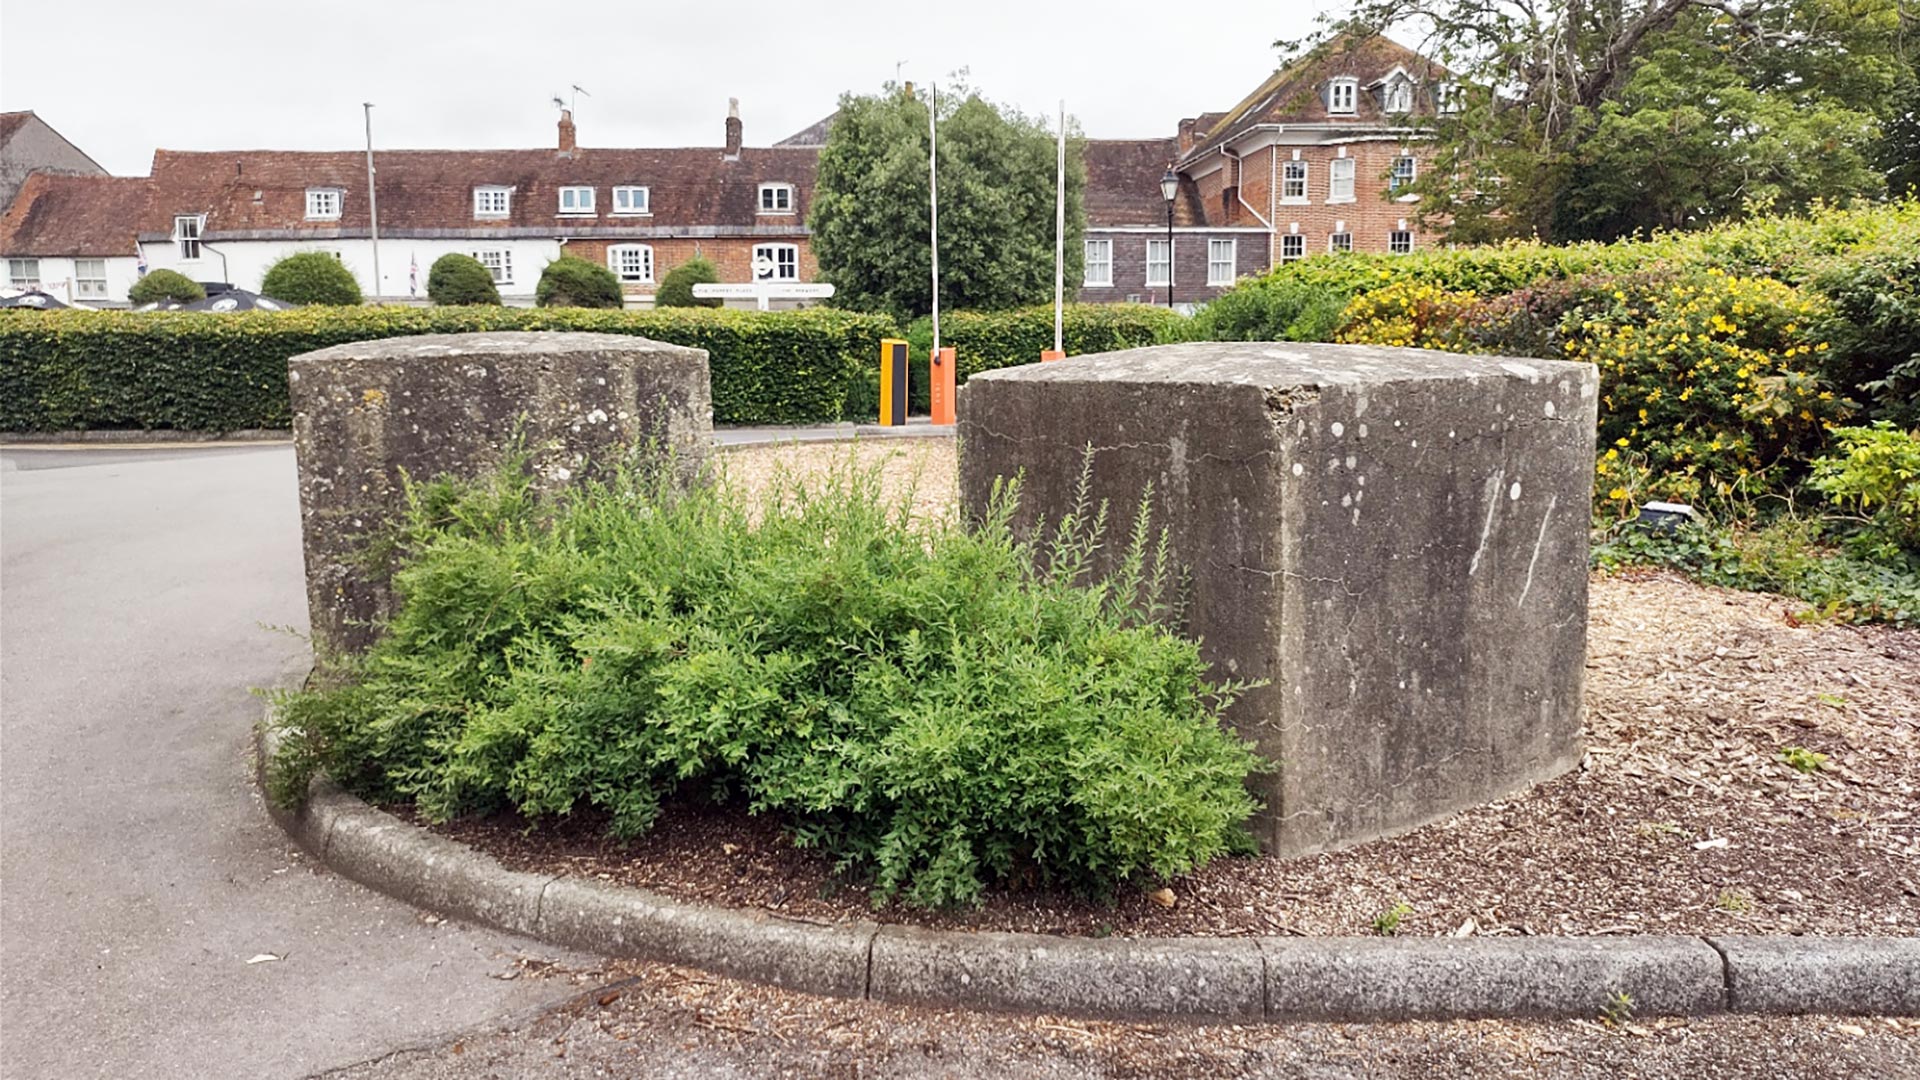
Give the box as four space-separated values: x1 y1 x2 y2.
261 251 364 306
426 253 502 306
655 256 723 308
536 256 623 309
939 304 1192 381
269 453 1265 908
127 269 205 306
0 306 895 431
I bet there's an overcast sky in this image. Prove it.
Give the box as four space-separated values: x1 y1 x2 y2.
1 1 1332 176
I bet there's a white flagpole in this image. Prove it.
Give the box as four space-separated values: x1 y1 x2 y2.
364 102 381 303
1054 99 1065 356
929 81 940 355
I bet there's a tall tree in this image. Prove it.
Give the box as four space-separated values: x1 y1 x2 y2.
810 83 1084 319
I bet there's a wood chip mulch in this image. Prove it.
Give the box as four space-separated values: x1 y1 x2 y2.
423 440 1918 939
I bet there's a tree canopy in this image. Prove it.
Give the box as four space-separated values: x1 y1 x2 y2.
810 82 1085 319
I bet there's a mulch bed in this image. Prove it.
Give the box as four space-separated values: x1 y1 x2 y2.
422 442 1918 939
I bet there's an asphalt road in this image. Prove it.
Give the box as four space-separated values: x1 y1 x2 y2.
0 445 582 1079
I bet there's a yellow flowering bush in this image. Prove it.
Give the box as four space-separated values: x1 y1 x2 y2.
1333 280 1479 351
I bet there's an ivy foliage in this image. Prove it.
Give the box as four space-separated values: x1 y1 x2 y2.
269 454 1264 908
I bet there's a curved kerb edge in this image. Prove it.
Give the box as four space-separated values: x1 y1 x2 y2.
254 713 1919 1023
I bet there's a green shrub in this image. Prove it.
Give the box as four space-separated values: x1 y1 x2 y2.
1190 274 1348 342
127 269 205 305
269 454 1264 908
1810 423 1920 559
536 256 623 309
1811 250 1920 427
426 254 501 306
261 251 363 306
941 304 1192 381
0 306 894 431
655 256 722 308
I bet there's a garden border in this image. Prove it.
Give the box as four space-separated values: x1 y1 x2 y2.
255 720 1918 1023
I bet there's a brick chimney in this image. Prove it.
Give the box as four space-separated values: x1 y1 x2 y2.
558 108 577 157
1177 117 1198 155
724 98 742 160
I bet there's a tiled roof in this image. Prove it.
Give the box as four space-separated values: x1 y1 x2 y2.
0 173 151 255
1185 33 1448 160
136 145 820 239
1084 139 1207 228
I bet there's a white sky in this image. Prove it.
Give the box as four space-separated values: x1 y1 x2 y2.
0 1 1332 176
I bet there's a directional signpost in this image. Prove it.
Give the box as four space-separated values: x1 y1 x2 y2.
691 256 834 310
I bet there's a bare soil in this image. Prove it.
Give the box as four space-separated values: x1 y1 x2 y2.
426 439 1919 939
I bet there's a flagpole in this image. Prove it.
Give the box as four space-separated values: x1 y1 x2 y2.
928 81 940 356
1054 99 1065 356
364 102 381 303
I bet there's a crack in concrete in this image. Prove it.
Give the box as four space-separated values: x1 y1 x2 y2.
1518 494 1558 607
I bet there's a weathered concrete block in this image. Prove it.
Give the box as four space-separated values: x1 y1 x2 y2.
958 343 1597 856
290 331 712 653
1713 936 1920 1015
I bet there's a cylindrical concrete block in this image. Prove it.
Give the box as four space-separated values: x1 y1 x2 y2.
290 331 712 654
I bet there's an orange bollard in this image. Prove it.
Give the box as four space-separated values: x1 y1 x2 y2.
1040 349 1065 362
878 338 908 426
930 346 957 426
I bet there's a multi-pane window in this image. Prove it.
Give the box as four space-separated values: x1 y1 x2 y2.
1282 160 1307 202
1145 239 1172 287
1384 80 1413 114
7 258 41 288
752 243 799 280
471 249 512 283
1390 156 1418 193
1083 239 1113 286
174 215 203 259
1389 231 1415 254
1436 82 1463 114
558 186 595 214
473 186 511 218
1329 232 1353 253
758 184 794 213
305 188 341 220
1329 78 1358 114
608 245 653 283
1328 158 1356 202
75 259 108 298
1280 235 1306 262
1207 239 1237 285
612 186 650 214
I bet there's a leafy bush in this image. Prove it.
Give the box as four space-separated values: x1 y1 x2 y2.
940 304 1191 381
261 252 363 306
1333 280 1479 351
0 306 894 431
426 254 501 306
1812 250 1920 427
536 256 623 309
1810 423 1920 559
1189 274 1348 342
127 269 204 305
269 454 1264 908
655 256 722 308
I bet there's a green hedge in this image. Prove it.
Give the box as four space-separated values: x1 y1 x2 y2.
0 306 896 431
940 303 1191 380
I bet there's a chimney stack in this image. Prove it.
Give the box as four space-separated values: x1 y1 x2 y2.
558 108 577 156
724 98 742 159
1177 117 1198 155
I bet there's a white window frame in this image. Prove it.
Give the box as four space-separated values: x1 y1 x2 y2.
1329 232 1353 253
1328 158 1356 203
612 185 651 215
471 248 512 284
1083 238 1112 287
1390 156 1418 193
304 188 342 220
173 215 204 260
1329 78 1358 114
1280 235 1306 263
1436 82 1463 114
74 258 108 298
1207 239 1237 285
1145 238 1173 287
608 244 654 283
558 186 596 215
1389 231 1415 255
758 183 795 214
752 242 799 281
1281 160 1308 204
7 258 41 288
473 186 511 219
1384 80 1414 114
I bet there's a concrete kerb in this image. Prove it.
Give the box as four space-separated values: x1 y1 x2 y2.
255 717 1919 1023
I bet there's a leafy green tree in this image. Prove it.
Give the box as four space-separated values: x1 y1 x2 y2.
127 269 204 305
426 253 501 306
655 255 722 308
1879 57 1920 197
811 83 1084 319
535 256 623 309
261 251 363 305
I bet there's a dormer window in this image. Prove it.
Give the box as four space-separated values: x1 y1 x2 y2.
758 183 795 213
305 188 342 220
1329 78 1358 114
558 186 595 214
473 186 511 218
1436 82 1463 114
612 185 650 215
1384 79 1414 114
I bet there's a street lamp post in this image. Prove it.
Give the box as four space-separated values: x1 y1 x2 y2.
1159 167 1178 309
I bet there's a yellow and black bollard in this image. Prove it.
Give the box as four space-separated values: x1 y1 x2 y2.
878 338 909 426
